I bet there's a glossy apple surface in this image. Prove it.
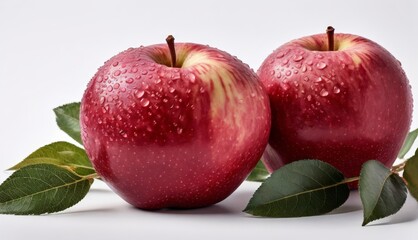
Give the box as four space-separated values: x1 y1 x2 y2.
80 43 271 209
258 33 413 183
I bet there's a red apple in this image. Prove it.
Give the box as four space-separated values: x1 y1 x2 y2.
258 27 413 185
80 36 271 209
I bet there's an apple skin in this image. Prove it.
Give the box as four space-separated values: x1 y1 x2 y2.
258 33 413 185
80 43 271 209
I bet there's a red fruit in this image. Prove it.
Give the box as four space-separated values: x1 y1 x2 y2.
258 29 413 186
80 40 271 209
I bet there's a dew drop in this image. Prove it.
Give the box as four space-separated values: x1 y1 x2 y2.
163 98 168 103
282 59 289 65
199 87 205 93
114 70 121 76
333 86 341 94
112 61 119 67
126 78 134 84
155 78 161 84
285 70 291 76
107 85 113 92
294 70 299 74
97 76 103 83
282 84 290 91
320 89 329 97
169 87 176 93
276 52 284 58
269 70 275 76
301 65 307 72
307 95 312 101
113 83 120 89
149 67 156 72
315 77 323 83
134 90 145 98
316 62 327 70
303 76 309 82
306 60 313 66
177 128 183 134
186 73 196 83
251 92 256 97
140 98 150 107
316 54 324 59
293 55 303 62
100 96 105 104
276 72 282 79
141 70 148 75
131 67 138 73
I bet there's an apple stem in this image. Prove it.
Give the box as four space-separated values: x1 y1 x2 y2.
326 26 335 51
166 35 177 67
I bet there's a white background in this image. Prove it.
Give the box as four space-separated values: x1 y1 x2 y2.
1 0 418 239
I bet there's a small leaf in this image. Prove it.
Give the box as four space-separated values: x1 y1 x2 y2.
53 102 82 145
244 160 349 217
398 128 418 159
9 141 95 176
0 164 93 215
246 161 270 182
359 160 407 226
403 154 418 201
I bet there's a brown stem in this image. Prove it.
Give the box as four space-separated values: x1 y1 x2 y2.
326 26 335 51
166 35 177 67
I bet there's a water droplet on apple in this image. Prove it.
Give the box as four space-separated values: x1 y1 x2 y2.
169 87 176 93
315 77 323 83
146 126 153 132
186 73 196 83
149 67 156 72
107 86 113 92
282 59 289 65
134 90 145 99
131 67 138 73
100 96 105 104
293 55 303 62
293 70 299 74
112 61 119 67
285 70 291 76
301 65 307 72
141 70 148 75
307 95 312 101
113 83 120 89
199 87 205 93
114 70 121 76
269 70 275 76
316 54 324 59
155 78 161 84
177 128 183 134
163 98 168 103
126 78 134 84
251 92 256 97
97 76 103 83
98 118 103 124
116 115 122 121
276 52 284 58
282 84 290 91
316 62 327 70
140 98 150 107
320 89 329 97
303 76 309 82
333 86 341 94
120 87 126 92
306 60 313 66
276 72 282 79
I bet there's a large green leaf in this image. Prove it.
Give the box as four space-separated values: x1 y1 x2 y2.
359 160 407 226
0 164 93 215
403 154 418 201
53 102 82 145
398 128 418 159
244 160 349 217
8 141 95 176
246 161 270 182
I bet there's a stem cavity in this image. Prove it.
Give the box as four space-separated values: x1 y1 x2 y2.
166 35 177 67
326 26 335 51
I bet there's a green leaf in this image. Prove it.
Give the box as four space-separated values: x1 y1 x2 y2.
398 128 418 159
244 160 350 217
9 141 95 176
359 160 407 226
0 164 93 215
403 154 418 201
246 161 270 182
53 102 82 145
